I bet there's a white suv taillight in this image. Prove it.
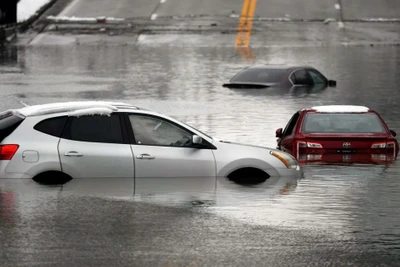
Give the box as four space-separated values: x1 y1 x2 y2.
0 145 19 160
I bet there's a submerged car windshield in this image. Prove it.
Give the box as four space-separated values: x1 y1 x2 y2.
230 68 286 84
301 113 386 133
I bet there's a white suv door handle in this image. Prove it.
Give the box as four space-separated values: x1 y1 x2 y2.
64 151 83 157
136 154 155 160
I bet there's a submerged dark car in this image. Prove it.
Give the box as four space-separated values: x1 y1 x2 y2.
223 65 336 89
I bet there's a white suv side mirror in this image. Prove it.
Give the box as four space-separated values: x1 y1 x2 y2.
192 135 203 144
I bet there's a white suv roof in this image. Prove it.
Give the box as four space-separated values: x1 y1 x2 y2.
13 101 140 117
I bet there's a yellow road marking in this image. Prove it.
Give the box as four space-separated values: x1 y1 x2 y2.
235 0 251 47
244 0 257 46
235 0 257 47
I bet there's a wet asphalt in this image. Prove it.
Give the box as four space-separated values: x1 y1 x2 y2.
1 0 400 266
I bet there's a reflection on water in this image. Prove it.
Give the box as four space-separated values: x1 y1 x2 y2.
236 46 255 62
0 45 24 74
0 189 16 224
227 83 330 98
0 44 400 255
298 152 397 166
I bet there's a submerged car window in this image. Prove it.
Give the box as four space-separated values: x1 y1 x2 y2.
308 70 326 84
0 112 24 142
292 70 313 85
129 115 193 147
64 115 123 143
34 116 67 137
302 113 386 133
231 68 286 83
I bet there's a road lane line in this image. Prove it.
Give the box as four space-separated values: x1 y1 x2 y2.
160 0 166 3
244 0 257 46
151 14 158 20
235 0 250 47
235 0 257 47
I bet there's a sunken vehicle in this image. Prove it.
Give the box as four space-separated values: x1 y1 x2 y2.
223 65 336 89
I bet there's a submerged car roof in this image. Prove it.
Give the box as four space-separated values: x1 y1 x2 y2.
304 105 371 113
246 64 315 71
225 65 315 87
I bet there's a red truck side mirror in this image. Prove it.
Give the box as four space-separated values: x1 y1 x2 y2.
276 128 283 138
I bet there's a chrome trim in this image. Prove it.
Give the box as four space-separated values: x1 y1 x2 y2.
288 68 304 86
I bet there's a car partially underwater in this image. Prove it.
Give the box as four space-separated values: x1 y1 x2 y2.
223 65 337 90
0 101 302 188
275 105 399 165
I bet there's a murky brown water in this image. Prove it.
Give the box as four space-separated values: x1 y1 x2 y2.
1 43 400 265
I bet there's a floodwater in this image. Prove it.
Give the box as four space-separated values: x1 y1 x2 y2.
1 43 400 266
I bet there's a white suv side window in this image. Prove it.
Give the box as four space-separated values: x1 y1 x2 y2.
64 115 124 144
129 115 193 147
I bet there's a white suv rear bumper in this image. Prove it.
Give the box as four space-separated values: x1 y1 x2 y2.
0 162 32 179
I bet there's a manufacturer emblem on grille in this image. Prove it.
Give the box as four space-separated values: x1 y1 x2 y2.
342 142 351 148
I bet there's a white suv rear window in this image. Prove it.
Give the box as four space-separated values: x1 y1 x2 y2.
0 112 24 142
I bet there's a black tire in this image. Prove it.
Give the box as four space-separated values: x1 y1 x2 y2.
227 167 270 185
32 171 72 185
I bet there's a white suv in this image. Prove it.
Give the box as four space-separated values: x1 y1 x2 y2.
0 101 301 185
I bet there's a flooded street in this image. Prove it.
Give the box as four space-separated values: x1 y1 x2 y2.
2 0 400 258
1 42 400 266
1 44 400 147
